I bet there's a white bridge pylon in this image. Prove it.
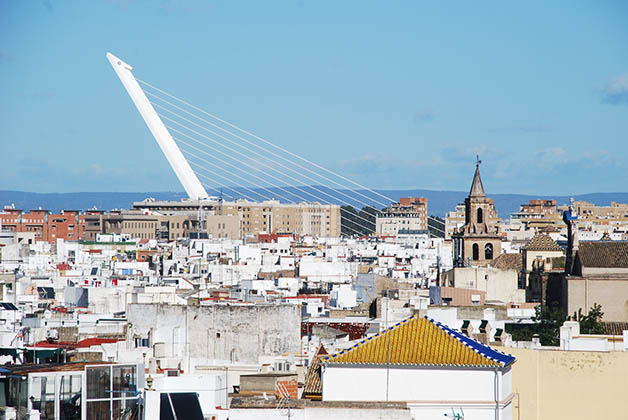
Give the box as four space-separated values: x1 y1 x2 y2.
106 52 209 200
106 52 404 236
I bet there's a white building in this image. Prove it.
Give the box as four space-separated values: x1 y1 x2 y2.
376 214 424 236
322 315 516 419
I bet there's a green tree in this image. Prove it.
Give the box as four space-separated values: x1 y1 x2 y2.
570 303 605 334
507 305 567 346
532 305 568 346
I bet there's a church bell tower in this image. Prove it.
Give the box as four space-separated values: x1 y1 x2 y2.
452 158 502 267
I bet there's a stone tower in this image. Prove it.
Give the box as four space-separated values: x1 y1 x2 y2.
452 160 502 267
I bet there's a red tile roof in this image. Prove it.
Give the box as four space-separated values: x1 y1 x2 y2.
578 241 628 269
303 345 328 399
522 234 563 251
489 253 523 271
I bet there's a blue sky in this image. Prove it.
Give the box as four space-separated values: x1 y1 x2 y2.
1 0 627 195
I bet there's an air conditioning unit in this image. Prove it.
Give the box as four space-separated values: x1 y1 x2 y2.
153 342 166 358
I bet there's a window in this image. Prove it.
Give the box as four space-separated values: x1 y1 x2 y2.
113 365 136 394
60 374 82 420
472 243 479 260
86 366 110 399
477 208 483 224
85 365 138 420
30 376 55 420
485 243 493 260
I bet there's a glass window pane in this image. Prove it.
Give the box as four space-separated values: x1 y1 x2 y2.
8 376 28 414
112 398 138 419
60 374 82 420
86 367 110 399
30 376 55 420
113 366 137 394
86 400 110 420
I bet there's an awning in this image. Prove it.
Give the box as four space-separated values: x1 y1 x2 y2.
25 348 64 359
0 348 18 357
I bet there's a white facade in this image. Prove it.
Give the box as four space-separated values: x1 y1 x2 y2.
323 365 513 419
376 214 423 236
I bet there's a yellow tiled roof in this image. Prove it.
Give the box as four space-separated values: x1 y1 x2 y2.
324 315 514 367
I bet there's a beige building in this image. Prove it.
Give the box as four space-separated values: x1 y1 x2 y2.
375 197 428 236
86 210 161 241
133 198 341 239
567 241 628 322
520 233 565 286
510 199 564 231
442 266 526 304
575 200 628 220
205 214 240 240
565 200 628 240
452 163 502 267
445 203 465 240
83 210 241 242
376 212 423 236
503 346 628 420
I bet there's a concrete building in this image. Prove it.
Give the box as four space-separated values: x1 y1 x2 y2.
133 198 341 238
102 210 160 240
445 203 465 240
442 266 526 304
126 303 301 371
566 241 628 322
510 199 563 231
0 207 86 244
574 200 628 220
376 197 428 236
520 234 565 302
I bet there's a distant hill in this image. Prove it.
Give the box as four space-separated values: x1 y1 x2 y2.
1 189 627 218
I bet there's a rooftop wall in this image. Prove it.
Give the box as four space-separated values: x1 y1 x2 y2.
502 346 628 420
127 303 301 365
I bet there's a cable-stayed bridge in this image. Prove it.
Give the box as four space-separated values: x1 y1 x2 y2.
107 53 444 237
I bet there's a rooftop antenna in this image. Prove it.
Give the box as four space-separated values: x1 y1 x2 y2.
106 52 208 200
476 155 482 168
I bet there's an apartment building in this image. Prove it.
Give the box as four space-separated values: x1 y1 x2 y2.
375 197 428 236
575 201 628 221
445 203 466 240
510 199 562 230
558 200 628 240
132 198 341 238
0 207 85 243
82 210 160 241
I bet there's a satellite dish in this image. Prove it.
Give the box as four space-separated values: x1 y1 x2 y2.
44 310 52 320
